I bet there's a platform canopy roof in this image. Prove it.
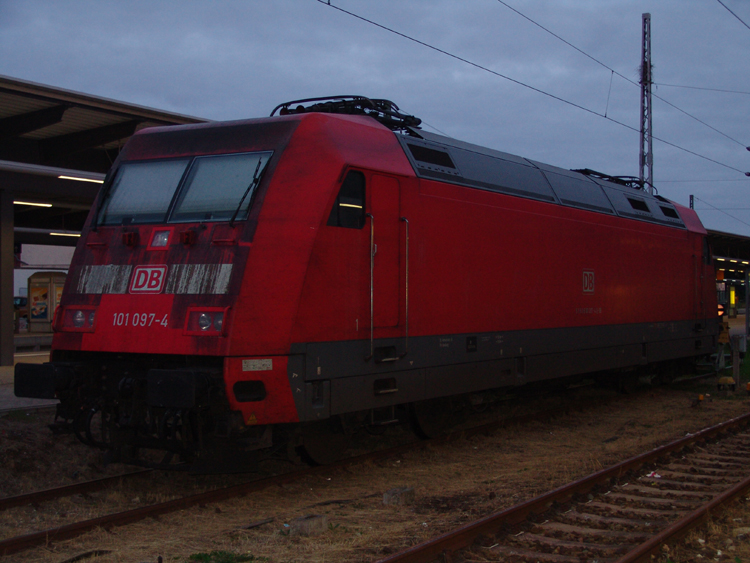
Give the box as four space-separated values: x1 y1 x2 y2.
0 74 209 247
706 228 750 286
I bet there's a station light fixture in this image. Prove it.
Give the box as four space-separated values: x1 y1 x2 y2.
58 175 104 184
13 200 52 207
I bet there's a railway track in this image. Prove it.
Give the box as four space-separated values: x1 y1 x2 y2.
0 382 724 558
0 386 629 557
0 436 433 556
377 411 750 563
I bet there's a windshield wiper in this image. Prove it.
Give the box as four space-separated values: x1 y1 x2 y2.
229 157 264 227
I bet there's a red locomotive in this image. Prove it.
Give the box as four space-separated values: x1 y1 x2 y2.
15 97 718 470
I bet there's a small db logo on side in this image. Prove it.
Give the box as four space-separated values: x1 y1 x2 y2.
129 265 167 294
583 270 595 293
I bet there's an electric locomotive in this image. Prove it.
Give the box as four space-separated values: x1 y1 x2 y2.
15 97 718 470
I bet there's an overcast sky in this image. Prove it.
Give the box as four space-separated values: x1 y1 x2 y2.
1 0 748 235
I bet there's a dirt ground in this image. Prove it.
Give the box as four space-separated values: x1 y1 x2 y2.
2 377 750 563
658 499 750 563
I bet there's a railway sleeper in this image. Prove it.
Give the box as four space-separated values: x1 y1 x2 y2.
638 474 733 489
676 457 747 474
488 542 619 563
534 520 655 543
579 500 685 520
712 443 750 455
656 467 742 483
622 483 716 499
717 435 750 445
559 509 665 531
512 530 631 556
602 492 701 510
689 452 750 464
665 462 737 479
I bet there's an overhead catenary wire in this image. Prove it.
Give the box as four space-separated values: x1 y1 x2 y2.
716 0 750 31
655 83 750 96
317 1 748 177
693 196 750 228
495 0 748 149
660 178 750 183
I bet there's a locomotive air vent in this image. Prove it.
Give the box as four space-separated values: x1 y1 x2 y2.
405 142 461 177
627 198 651 213
407 144 456 169
660 206 680 219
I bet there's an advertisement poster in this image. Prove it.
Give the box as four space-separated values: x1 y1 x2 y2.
54 284 64 309
30 284 49 321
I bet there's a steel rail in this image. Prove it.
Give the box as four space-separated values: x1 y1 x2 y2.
0 469 151 512
376 411 750 563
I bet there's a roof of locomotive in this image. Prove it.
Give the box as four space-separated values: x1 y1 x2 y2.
396 128 691 231
121 108 697 232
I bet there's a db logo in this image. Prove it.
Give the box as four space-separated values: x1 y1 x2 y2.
129 265 167 294
583 270 595 293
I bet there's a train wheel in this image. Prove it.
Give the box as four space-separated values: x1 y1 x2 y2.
410 397 453 439
299 418 350 465
84 407 112 449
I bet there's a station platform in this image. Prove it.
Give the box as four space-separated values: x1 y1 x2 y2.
13 332 53 352
0 350 57 412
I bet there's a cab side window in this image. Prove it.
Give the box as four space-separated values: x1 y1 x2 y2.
327 170 366 229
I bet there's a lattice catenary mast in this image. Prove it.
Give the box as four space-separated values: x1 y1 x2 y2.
640 13 654 195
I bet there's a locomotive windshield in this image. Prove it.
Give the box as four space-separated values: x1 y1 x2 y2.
97 151 272 225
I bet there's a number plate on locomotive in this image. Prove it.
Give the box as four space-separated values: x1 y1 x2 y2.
112 312 169 327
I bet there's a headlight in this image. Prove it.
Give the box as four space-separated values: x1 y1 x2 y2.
198 313 212 331
58 306 97 332
73 310 86 328
184 308 229 336
151 230 171 247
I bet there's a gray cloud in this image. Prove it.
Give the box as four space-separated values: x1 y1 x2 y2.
1 0 748 233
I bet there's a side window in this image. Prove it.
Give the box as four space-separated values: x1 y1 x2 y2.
327 170 366 229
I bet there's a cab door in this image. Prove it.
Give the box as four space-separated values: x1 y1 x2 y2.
370 175 401 329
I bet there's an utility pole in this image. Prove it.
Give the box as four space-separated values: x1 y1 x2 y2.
640 13 654 195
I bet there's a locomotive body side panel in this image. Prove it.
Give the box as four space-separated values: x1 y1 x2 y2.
286 128 716 418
